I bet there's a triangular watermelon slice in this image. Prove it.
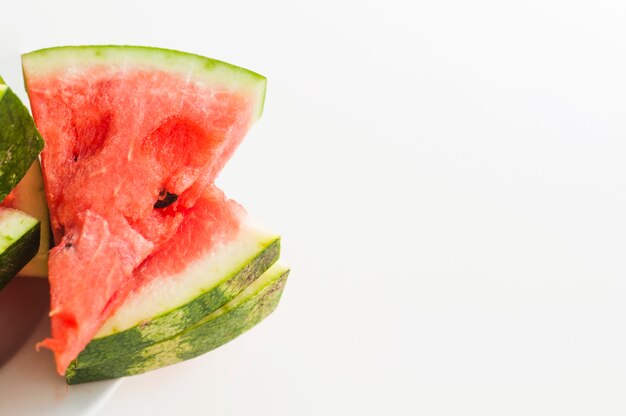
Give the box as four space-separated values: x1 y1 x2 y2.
71 187 280 370
22 46 267 374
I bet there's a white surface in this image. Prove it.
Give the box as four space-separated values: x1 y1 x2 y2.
2 0 626 415
0 316 121 415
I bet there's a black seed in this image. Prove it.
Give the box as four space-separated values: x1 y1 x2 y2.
65 243 73 249
154 190 178 209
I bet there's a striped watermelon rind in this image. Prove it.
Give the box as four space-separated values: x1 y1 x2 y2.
22 45 267 122
66 262 289 384
72 232 280 369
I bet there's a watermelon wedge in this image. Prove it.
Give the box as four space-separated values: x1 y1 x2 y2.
0 77 44 202
72 191 281 369
22 46 267 374
0 77 44 289
66 262 289 384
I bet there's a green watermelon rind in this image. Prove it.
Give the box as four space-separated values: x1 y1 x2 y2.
0 79 44 202
71 237 281 369
0 209 40 290
66 262 289 384
21 45 267 121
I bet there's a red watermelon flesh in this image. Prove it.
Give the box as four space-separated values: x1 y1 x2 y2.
27 67 255 246
1 190 15 206
22 46 266 374
98 185 242 327
45 185 241 374
136 186 242 283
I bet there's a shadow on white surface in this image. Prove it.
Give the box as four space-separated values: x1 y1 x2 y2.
0 278 121 415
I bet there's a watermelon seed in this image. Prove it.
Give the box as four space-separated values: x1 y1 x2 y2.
64 243 73 249
154 190 178 209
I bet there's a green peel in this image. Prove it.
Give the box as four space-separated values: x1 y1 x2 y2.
0 77 44 202
22 46 267 121
66 262 289 384
0 208 40 289
72 225 280 369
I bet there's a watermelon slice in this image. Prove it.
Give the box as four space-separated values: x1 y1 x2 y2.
66 262 289 384
22 46 267 374
71 190 281 369
0 77 44 289
0 77 44 202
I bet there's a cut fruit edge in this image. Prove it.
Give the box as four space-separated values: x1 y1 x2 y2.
66 261 289 384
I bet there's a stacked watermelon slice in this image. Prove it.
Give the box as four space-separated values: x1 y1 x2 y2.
0 46 288 384
0 77 45 289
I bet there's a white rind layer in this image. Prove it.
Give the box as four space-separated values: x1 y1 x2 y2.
0 207 38 252
11 161 50 277
22 46 267 121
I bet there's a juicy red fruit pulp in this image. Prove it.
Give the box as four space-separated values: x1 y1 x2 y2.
27 67 255 374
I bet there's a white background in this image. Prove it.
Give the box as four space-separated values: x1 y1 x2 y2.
3 0 626 415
